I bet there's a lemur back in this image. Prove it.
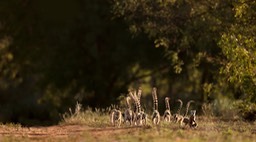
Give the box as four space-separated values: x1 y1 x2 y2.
110 108 122 127
123 96 134 125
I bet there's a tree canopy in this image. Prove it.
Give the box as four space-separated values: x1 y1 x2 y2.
112 0 256 101
0 0 255 125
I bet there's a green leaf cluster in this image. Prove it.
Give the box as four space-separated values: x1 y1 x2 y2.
112 0 256 103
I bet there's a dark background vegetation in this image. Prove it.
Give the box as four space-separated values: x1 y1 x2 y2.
0 0 255 125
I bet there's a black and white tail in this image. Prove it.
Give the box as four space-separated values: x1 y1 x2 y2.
126 96 131 109
137 87 142 103
165 97 170 111
129 87 147 126
176 99 183 115
129 89 141 113
184 100 195 117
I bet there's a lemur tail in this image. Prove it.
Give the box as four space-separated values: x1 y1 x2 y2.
130 88 142 113
176 99 183 115
110 109 117 124
165 97 170 110
152 87 158 111
184 100 195 116
137 87 142 101
126 96 131 109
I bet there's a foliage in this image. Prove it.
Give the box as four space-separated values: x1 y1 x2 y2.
202 95 239 120
0 36 23 95
112 0 236 102
0 0 255 125
234 100 256 121
112 0 256 104
219 0 256 102
0 0 167 125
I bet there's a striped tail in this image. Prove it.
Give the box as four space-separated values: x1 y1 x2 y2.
152 87 158 111
176 99 183 115
134 90 142 112
110 109 115 124
137 99 141 113
184 100 195 116
165 97 170 110
126 96 131 109
128 89 138 113
137 87 142 104
128 89 141 113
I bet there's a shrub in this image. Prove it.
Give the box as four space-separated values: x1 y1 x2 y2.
234 101 256 122
202 96 239 120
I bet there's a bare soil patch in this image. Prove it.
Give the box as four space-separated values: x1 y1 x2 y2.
0 125 90 138
0 118 255 142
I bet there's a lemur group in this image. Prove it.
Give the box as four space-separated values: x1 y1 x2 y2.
110 87 198 128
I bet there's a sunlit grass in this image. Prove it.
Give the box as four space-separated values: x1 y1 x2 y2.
59 103 256 142
0 103 255 142
78 121 256 142
60 102 112 127
0 123 22 128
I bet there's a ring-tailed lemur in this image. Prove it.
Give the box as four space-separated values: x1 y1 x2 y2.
163 97 171 122
123 96 134 126
151 87 160 125
182 101 197 128
183 110 197 128
173 99 183 124
110 108 122 127
129 87 147 126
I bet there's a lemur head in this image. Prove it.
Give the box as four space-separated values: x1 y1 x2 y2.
190 110 196 116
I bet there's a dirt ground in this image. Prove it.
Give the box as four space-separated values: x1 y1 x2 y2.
0 124 140 141
0 125 85 138
0 119 255 142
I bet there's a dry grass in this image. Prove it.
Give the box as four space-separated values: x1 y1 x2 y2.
60 102 112 127
0 105 256 142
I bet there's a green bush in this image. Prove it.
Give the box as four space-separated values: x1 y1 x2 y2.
202 96 239 120
234 101 256 122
